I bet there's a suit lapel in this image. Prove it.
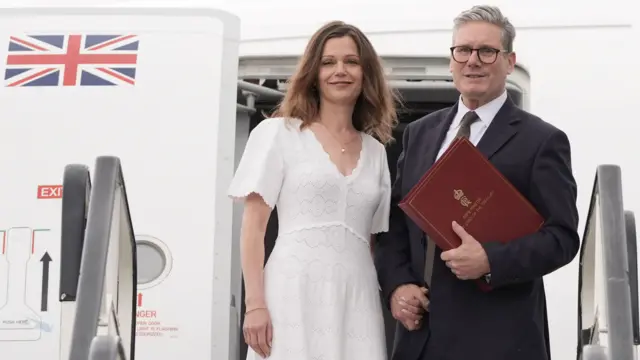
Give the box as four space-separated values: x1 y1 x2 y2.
413 107 457 263
476 97 521 159
416 105 457 180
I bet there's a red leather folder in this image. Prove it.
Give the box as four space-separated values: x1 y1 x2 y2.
398 138 544 287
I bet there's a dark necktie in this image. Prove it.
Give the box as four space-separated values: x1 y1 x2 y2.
424 111 480 286
455 111 479 140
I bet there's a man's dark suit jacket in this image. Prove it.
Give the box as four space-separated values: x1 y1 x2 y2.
374 97 580 360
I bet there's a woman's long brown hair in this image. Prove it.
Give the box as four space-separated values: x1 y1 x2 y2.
271 20 400 145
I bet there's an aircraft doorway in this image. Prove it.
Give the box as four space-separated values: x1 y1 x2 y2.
235 78 525 359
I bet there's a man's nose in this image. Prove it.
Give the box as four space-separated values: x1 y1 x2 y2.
466 50 482 66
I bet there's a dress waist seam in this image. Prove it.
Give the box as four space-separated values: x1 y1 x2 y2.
278 221 369 245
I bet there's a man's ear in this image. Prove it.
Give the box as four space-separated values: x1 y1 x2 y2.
506 51 516 74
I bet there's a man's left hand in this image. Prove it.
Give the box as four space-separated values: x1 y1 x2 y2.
441 221 490 280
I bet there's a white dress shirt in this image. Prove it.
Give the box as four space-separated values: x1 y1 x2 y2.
435 90 508 160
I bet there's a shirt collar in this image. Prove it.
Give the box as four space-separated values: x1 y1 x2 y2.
453 90 508 129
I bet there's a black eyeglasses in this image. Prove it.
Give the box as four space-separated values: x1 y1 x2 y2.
450 46 509 64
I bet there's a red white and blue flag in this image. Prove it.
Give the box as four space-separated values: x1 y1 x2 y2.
4 34 139 87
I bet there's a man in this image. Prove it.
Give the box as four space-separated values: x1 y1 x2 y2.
374 5 580 360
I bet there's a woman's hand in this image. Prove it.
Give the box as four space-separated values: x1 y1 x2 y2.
243 307 273 358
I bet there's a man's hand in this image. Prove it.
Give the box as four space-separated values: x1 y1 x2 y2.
441 221 490 280
390 284 429 331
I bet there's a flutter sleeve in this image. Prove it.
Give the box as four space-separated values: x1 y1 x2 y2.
227 118 285 209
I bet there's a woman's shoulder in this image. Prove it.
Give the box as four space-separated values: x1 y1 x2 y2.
361 132 387 155
252 116 304 137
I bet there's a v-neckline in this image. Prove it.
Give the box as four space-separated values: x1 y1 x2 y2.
306 127 365 180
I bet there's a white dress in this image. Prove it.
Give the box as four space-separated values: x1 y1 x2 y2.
228 117 391 360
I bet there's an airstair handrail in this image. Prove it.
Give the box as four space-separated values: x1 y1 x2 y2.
624 210 639 345
59 164 92 360
89 336 127 360
60 164 91 301
577 164 635 360
67 156 138 360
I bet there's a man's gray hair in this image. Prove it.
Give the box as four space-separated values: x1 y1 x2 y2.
453 5 516 52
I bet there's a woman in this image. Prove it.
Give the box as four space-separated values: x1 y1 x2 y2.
228 20 398 359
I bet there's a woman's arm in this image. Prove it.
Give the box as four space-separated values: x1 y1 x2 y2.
240 193 273 311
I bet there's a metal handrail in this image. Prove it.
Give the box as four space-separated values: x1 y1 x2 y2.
59 164 92 360
237 79 285 98
577 165 635 360
60 164 91 301
624 210 639 345
89 336 127 360
66 156 138 360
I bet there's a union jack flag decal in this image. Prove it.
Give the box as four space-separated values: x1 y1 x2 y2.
4 34 139 87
